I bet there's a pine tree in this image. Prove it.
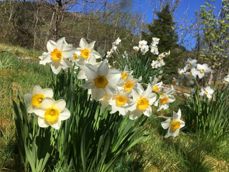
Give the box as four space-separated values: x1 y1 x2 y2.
142 4 186 84
142 4 178 52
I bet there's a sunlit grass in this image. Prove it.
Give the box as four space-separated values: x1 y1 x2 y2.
0 47 50 170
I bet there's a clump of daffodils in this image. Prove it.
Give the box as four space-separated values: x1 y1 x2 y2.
106 37 121 58
33 37 182 137
24 85 70 129
133 37 160 55
161 109 185 138
178 58 212 80
151 51 170 69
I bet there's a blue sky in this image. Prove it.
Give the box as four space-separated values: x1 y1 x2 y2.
130 0 222 50
72 0 222 50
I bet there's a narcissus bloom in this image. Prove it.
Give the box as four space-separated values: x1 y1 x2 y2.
191 63 212 79
122 77 138 93
109 91 133 116
83 60 121 100
151 59 165 69
113 37 121 46
39 37 75 74
33 98 70 130
133 46 140 52
129 84 156 120
150 37 160 55
199 86 214 99
24 85 53 113
120 66 133 82
76 38 101 65
186 58 197 68
161 109 185 138
155 86 175 111
152 82 163 93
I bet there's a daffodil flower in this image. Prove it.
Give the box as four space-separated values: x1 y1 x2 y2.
39 37 75 74
83 60 121 100
129 84 156 120
122 76 138 93
119 66 133 81
152 82 163 93
199 86 214 99
109 91 133 116
24 85 53 113
33 98 70 130
76 38 101 65
150 38 159 55
161 109 185 138
191 64 211 79
151 59 165 69
155 86 175 111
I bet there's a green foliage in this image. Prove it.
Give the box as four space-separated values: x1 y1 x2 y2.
53 70 148 172
199 0 229 74
13 98 52 172
12 68 148 171
110 51 162 83
182 86 229 140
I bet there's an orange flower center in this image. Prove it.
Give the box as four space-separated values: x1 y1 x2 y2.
31 94 45 108
152 85 160 93
123 80 135 93
44 107 60 125
170 120 181 132
51 48 62 62
94 75 108 88
137 97 149 111
115 95 128 107
160 96 169 105
80 48 91 59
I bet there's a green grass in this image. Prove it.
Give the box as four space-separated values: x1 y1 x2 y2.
0 44 229 171
0 47 50 170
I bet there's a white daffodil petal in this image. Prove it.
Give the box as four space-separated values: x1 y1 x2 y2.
98 61 109 75
33 109 45 118
161 118 171 129
92 50 101 59
88 41 95 49
55 99 66 111
84 64 97 80
51 120 61 130
38 117 49 128
32 85 42 94
40 98 54 109
47 40 56 52
79 38 88 48
91 89 105 100
51 64 62 75
60 109 71 121
43 89 54 98
56 37 66 50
